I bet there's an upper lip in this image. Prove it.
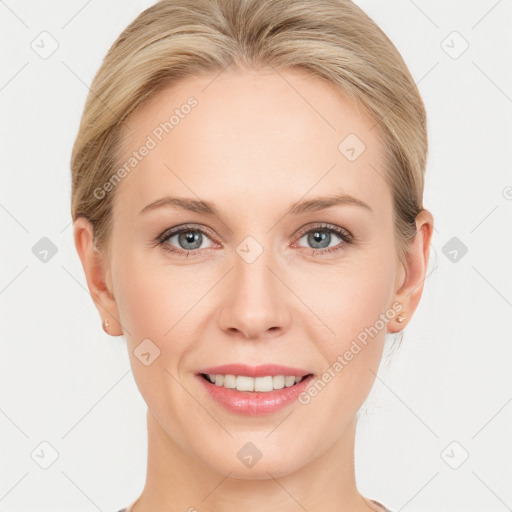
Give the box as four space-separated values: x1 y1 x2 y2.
196 364 312 378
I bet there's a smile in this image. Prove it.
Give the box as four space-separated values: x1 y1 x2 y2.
201 373 308 392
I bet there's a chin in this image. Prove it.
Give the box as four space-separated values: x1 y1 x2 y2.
196 441 309 480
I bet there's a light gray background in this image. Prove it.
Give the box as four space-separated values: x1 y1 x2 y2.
1 1 511 511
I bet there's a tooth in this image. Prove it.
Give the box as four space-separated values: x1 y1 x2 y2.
236 375 255 391
284 376 296 387
272 375 285 389
204 373 306 391
255 376 273 392
223 374 236 388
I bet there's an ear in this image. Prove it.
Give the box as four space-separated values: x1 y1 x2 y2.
389 209 434 333
73 216 123 336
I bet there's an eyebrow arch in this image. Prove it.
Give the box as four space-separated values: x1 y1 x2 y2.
139 193 372 217
139 197 219 216
288 194 372 215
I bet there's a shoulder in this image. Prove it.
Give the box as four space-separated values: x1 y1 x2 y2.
116 497 139 512
369 499 394 512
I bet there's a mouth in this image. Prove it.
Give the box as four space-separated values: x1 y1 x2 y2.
195 364 315 416
196 364 314 416
196 363 313 391
199 372 314 392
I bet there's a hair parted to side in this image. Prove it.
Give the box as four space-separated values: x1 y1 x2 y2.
70 0 428 269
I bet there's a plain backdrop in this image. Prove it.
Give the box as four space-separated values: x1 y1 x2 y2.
1 1 511 511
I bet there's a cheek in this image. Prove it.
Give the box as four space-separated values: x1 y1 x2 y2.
113 253 202 367
112 243 180 332
307 249 397 393
112 259 195 420
114 266 164 340
303 253 396 346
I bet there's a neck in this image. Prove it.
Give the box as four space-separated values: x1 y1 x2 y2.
133 409 376 512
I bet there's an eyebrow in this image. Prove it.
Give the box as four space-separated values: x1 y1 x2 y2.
139 193 372 217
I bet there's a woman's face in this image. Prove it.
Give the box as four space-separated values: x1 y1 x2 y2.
97 67 413 477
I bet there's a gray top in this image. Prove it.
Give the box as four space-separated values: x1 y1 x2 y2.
117 498 393 511
370 498 394 511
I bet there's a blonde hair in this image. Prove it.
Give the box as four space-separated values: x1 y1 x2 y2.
70 0 428 269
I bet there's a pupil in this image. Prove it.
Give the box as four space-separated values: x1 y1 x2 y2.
179 230 201 249
309 230 330 248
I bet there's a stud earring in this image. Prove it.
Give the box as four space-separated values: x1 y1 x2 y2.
396 314 405 323
103 318 110 332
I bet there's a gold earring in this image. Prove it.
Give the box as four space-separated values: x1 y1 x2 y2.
103 318 110 332
396 314 405 323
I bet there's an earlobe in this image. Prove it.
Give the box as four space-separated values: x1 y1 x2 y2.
73 217 123 336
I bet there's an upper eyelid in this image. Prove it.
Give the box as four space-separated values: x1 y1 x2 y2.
158 223 216 242
296 223 349 236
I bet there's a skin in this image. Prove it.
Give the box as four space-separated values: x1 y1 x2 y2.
74 66 433 512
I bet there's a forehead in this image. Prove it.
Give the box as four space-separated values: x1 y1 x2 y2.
113 67 391 219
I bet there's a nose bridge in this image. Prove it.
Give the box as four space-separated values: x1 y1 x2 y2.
218 234 289 338
235 240 274 297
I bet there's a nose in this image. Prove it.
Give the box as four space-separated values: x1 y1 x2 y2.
217 246 291 340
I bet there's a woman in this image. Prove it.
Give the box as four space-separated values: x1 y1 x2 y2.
71 0 434 510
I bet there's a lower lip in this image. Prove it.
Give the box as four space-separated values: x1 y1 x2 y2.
197 374 314 416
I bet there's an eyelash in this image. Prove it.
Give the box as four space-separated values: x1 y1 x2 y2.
155 223 354 258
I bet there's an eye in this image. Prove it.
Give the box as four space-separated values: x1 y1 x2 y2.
293 223 353 255
154 222 354 258
157 224 216 256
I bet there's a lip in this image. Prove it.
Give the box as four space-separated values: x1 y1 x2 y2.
196 363 311 378
196 366 315 416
